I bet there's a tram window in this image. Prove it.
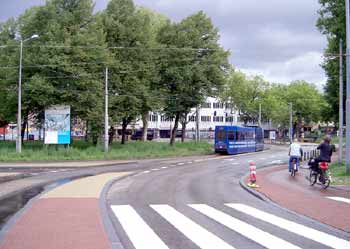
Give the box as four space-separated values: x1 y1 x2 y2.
228 130 234 140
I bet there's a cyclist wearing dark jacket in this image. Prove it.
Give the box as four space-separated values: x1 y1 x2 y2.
312 136 333 172
317 136 333 162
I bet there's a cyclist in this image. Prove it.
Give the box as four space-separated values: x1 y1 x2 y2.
314 135 333 170
288 138 303 172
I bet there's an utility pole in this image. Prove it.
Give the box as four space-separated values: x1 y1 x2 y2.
104 67 109 156
195 106 200 142
289 102 293 144
346 0 350 172
258 103 261 127
339 39 344 163
16 40 23 153
16 34 38 154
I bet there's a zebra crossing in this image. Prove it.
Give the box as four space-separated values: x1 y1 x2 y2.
110 203 350 249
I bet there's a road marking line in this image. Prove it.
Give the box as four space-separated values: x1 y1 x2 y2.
151 205 235 249
226 204 350 249
111 205 169 249
326 197 350 204
232 162 239 165
178 163 185 165
161 167 168 169
271 160 282 164
187 161 193 164
194 159 203 162
190 204 301 249
259 158 266 160
151 168 160 171
142 171 150 174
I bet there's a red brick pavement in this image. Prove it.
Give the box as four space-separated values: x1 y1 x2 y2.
252 165 350 232
0 198 110 249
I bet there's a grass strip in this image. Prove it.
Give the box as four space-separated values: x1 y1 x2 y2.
0 140 213 162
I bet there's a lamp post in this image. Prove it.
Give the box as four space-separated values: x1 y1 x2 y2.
16 34 39 153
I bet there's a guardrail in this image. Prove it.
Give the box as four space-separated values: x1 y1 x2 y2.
303 149 320 161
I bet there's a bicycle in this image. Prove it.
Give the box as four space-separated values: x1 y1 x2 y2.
290 158 298 177
309 160 331 189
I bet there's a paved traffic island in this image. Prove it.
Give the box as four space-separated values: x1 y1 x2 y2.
0 172 131 249
246 165 350 232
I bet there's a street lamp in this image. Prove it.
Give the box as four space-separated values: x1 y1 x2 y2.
16 34 39 153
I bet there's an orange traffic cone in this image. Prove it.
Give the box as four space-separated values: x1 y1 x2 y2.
247 161 259 188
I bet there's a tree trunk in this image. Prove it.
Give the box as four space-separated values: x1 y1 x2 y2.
21 113 28 144
121 119 128 145
85 121 89 142
181 121 186 142
141 111 149 141
109 126 116 145
170 113 180 146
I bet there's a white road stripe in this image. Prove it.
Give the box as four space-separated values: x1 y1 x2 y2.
259 158 266 160
187 161 193 164
161 166 168 169
190 204 301 249
151 205 235 249
227 204 350 249
142 171 150 173
232 162 239 165
178 163 185 165
111 205 169 249
152 168 160 171
327 197 350 204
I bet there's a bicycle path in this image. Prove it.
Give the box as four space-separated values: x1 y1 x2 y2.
0 172 132 249
250 165 350 232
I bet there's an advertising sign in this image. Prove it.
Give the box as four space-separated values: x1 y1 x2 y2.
44 106 71 144
269 130 276 140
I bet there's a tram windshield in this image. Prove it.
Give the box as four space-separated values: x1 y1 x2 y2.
216 130 226 141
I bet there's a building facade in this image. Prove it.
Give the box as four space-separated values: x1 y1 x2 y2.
135 97 242 138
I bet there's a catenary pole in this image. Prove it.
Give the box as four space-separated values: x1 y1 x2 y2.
258 103 261 127
16 40 23 153
339 39 344 163
196 106 200 142
345 0 350 172
289 102 293 143
104 67 109 155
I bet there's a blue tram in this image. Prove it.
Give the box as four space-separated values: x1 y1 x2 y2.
214 126 264 154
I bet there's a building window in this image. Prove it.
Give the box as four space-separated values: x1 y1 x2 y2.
201 102 211 108
213 116 224 122
149 115 158 122
161 115 174 122
225 103 233 109
201 116 211 122
188 116 197 122
225 116 234 123
213 102 224 109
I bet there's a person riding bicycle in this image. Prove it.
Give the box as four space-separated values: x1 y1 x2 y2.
288 138 303 172
313 135 333 172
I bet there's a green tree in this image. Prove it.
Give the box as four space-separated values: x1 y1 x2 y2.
0 18 18 127
158 11 230 145
13 0 108 144
317 0 345 124
103 0 164 144
222 70 268 125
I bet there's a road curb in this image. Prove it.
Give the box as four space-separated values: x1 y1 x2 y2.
99 171 139 249
239 169 350 236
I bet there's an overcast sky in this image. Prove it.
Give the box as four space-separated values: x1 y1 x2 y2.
0 0 327 87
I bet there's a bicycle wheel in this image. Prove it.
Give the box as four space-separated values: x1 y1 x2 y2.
321 171 331 189
309 170 317 186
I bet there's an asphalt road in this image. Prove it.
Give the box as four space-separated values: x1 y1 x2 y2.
107 146 350 249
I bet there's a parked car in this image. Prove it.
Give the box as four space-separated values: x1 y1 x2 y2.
131 130 155 141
